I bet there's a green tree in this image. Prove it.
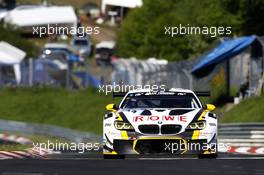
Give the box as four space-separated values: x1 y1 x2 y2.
242 0 264 35
117 0 244 61
0 25 39 57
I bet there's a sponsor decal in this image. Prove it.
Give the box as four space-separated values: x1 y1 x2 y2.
199 132 213 135
209 123 216 126
133 115 187 122
104 123 111 127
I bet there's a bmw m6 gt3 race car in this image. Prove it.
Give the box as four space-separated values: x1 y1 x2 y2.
103 88 218 159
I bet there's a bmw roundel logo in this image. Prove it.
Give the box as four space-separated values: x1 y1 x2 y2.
158 121 162 124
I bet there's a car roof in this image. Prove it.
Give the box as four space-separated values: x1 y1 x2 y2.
126 88 195 94
43 43 78 54
96 41 115 49
44 43 69 49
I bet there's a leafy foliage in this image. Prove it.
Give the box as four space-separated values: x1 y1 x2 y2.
117 0 261 61
0 25 39 57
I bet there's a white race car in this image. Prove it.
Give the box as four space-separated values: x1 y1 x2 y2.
103 88 217 159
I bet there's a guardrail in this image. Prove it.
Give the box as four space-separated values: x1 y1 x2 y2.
218 123 264 147
0 119 100 143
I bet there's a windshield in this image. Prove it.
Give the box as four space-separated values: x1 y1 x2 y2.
120 92 201 109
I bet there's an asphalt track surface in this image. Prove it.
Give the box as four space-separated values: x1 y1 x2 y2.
0 154 264 175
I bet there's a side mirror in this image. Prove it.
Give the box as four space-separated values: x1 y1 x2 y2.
106 104 117 111
204 104 216 111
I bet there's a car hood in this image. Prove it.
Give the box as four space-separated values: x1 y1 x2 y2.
118 108 203 132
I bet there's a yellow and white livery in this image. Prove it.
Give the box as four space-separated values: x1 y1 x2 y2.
103 88 217 159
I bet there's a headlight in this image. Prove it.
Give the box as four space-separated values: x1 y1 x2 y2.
114 121 134 131
186 121 206 130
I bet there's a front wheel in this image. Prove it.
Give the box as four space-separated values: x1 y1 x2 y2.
103 154 125 159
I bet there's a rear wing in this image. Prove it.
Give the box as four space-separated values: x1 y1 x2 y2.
113 91 211 98
194 91 211 97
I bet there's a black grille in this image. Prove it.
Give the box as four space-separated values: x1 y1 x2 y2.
161 125 182 134
134 139 185 154
138 125 159 134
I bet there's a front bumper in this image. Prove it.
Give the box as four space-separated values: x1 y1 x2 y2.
109 137 217 155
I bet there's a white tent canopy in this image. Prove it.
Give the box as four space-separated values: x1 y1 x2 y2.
0 41 26 84
4 6 77 28
101 0 143 13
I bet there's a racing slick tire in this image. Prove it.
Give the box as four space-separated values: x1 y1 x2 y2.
103 154 125 159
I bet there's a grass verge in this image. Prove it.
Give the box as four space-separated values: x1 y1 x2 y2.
221 95 264 123
0 87 120 134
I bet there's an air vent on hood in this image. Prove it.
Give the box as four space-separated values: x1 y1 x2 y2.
156 110 165 112
169 109 194 115
141 110 152 115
